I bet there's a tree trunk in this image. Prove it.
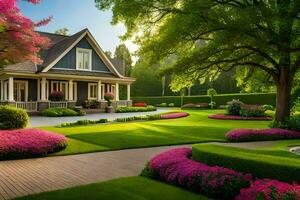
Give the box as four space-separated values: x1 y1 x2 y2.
275 67 293 122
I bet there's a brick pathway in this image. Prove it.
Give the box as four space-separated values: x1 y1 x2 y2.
0 145 189 200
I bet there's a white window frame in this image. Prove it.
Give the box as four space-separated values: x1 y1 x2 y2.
101 84 105 100
51 81 60 93
76 48 92 71
88 83 98 100
60 81 68 100
13 80 28 102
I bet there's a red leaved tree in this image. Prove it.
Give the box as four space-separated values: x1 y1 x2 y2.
0 0 51 66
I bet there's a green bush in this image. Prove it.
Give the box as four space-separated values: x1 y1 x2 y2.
226 99 244 115
239 105 266 117
41 108 79 117
271 114 300 131
192 144 300 183
0 105 29 129
168 103 175 107
59 118 108 127
116 106 157 113
72 108 86 116
132 93 276 107
82 100 99 109
292 96 300 114
263 104 274 111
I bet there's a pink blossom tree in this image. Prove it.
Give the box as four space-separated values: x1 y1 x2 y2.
0 0 51 66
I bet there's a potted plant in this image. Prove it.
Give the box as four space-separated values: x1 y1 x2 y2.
104 92 114 113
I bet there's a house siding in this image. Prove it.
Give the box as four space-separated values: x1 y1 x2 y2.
53 37 111 72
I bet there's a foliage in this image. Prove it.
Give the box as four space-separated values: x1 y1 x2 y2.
49 91 64 101
271 115 300 132
226 99 244 116
60 118 108 127
237 179 300 200
0 128 67 160
54 28 69 36
207 88 217 109
116 106 156 113
72 108 86 116
226 128 300 142
133 102 147 107
208 114 272 121
292 97 300 114
0 105 29 129
0 0 51 66
41 108 79 117
192 144 300 183
142 148 252 200
239 104 266 117
82 100 99 109
104 92 114 106
168 103 175 107
263 104 275 111
114 44 132 76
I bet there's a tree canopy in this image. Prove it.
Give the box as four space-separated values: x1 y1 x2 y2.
54 28 70 36
114 44 132 76
96 0 300 122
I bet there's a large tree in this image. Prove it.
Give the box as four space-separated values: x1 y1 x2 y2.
96 0 300 122
0 0 50 66
54 27 69 36
114 44 132 76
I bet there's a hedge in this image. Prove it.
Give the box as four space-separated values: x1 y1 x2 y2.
192 144 300 184
0 105 29 129
132 93 276 107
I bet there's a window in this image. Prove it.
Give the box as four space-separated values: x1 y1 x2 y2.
13 81 28 102
88 83 97 100
76 48 92 71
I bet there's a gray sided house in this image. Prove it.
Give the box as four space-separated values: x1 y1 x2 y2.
0 29 135 112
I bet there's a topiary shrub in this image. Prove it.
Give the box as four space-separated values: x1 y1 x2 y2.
207 88 217 109
226 99 244 115
0 105 29 130
41 108 79 117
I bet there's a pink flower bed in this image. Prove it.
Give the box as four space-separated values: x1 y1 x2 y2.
160 112 189 119
133 102 147 107
226 128 300 142
208 114 272 121
236 179 300 200
0 129 67 160
143 148 252 199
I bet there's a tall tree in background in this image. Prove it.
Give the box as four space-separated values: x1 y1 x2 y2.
104 50 112 59
54 27 69 36
96 0 300 123
114 44 132 76
0 0 51 66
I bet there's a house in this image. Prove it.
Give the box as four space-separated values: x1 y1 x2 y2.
0 29 135 112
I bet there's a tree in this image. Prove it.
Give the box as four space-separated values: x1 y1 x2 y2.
114 44 132 76
0 0 51 66
104 50 112 59
54 28 69 36
96 0 300 123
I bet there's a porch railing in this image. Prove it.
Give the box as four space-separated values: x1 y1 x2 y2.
15 102 37 112
49 101 68 109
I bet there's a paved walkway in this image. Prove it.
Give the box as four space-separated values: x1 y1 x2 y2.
29 108 170 127
0 145 189 200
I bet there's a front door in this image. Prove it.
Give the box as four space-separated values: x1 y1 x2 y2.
14 81 27 101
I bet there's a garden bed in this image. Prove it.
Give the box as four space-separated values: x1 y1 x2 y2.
226 128 300 142
208 114 272 121
0 129 67 160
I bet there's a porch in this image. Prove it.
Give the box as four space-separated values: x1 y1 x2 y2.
0 76 132 112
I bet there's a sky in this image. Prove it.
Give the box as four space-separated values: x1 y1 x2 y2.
18 0 138 59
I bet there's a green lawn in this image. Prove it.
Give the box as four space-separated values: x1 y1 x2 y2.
16 176 209 200
42 109 271 156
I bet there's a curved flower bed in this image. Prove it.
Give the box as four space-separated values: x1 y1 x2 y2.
142 148 252 200
226 128 300 142
160 112 189 119
236 179 300 200
208 114 272 121
0 129 67 160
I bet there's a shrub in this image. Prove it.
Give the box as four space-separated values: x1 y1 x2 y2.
160 112 189 119
226 128 300 142
72 108 86 116
207 88 217 109
49 91 64 101
0 129 67 160
0 106 29 129
41 108 79 117
157 102 167 107
271 115 300 131
236 179 300 200
239 104 266 117
82 100 99 109
292 96 300 114
116 106 157 113
142 148 252 200
208 114 272 121
59 118 108 127
168 103 175 107
263 104 275 111
104 92 114 106
226 99 244 115
192 144 300 183
133 102 147 107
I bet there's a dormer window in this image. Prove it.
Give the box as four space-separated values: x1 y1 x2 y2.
76 48 92 71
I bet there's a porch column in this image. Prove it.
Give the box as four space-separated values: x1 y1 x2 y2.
8 77 14 102
127 84 131 101
97 80 102 101
41 77 47 101
0 80 3 101
68 80 73 101
115 83 119 101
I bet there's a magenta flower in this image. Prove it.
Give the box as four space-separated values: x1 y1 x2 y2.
0 129 67 160
226 128 300 142
208 114 272 121
160 112 189 119
236 179 300 200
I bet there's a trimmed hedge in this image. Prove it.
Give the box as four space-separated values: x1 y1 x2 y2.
0 105 29 129
132 93 276 107
41 108 85 117
116 106 157 113
60 118 108 127
192 144 300 183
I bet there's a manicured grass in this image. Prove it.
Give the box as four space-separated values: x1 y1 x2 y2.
192 141 300 183
16 176 209 200
42 110 271 156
